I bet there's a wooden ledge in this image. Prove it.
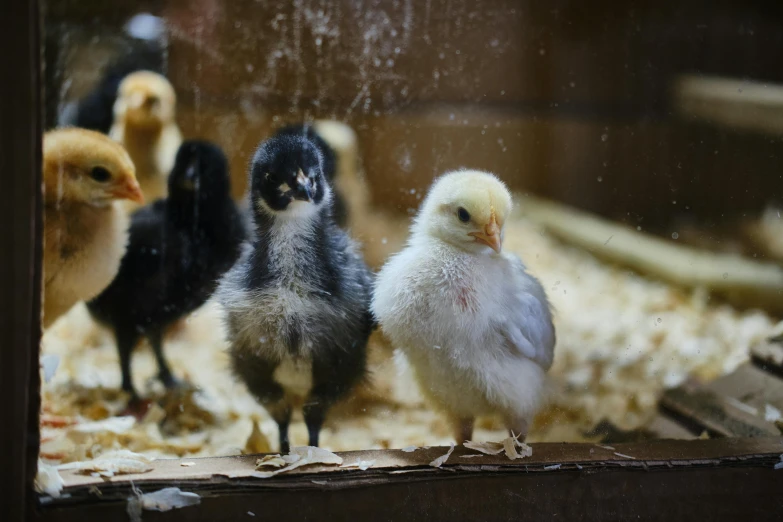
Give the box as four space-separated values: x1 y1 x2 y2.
35 438 783 521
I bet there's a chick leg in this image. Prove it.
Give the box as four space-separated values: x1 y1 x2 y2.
505 415 530 442
116 328 153 419
231 351 291 452
304 349 366 448
116 328 141 398
452 416 475 444
148 327 179 389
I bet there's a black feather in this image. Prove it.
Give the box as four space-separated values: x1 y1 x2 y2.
87 140 246 400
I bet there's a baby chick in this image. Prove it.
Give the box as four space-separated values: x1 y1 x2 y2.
87 141 246 403
58 45 165 134
217 130 374 452
42 128 144 328
372 170 555 443
110 70 182 209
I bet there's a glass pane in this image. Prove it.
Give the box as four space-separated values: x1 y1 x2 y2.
37 0 782 490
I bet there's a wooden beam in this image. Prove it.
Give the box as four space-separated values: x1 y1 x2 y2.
0 1 43 522
516 195 783 313
674 75 783 135
32 438 783 521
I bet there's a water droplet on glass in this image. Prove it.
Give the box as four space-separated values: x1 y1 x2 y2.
597 176 603 182
381 237 388 245
657 318 662 323
671 232 679 239
723 273 728 279
601 134 608 142
539 48 546 55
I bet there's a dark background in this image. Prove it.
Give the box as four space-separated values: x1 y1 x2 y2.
43 0 783 237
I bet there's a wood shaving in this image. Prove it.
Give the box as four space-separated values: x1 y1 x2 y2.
544 464 562 470
34 460 64 498
596 444 616 451
765 404 782 422
57 450 153 476
429 443 455 468
71 416 136 434
139 487 201 511
400 446 419 453
465 435 532 460
463 440 505 455
255 455 286 469
460 454 485 458
341 459 375 470
40 354 60 383
251 446 343 478
180 462 195 467
613 452 636 460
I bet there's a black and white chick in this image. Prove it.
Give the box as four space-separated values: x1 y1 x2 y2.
217 131 374 453
87 140 246 408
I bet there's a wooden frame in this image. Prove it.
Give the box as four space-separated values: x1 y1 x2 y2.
3 0 782 520
0 0 43 521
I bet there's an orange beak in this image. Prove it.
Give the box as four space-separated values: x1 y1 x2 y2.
469 212 502 253
112 177 145 204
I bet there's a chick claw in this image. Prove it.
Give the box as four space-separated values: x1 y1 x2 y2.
122 397 154 421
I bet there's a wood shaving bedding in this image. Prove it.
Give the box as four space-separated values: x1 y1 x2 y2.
38 212 776 469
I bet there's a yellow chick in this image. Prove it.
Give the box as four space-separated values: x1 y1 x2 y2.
372 170 555 443
110 71 182 210
42 128 144 328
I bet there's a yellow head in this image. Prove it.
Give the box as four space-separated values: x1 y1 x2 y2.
114 71 177 129
43 128 144 207
415 170 512 254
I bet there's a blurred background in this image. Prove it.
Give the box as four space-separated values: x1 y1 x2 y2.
44 0 783 240
38 0 783 460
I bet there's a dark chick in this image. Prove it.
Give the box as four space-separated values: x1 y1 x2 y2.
87 141 246 406
217 130 374 453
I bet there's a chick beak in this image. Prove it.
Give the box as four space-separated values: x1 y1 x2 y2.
469 213 502 253
295 169 313 201
112 177 145 204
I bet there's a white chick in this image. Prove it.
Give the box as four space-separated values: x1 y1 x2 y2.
372 170 555 442
110 70 182 210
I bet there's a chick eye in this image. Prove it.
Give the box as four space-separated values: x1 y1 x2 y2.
457 207 471 223
90 166 112 183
